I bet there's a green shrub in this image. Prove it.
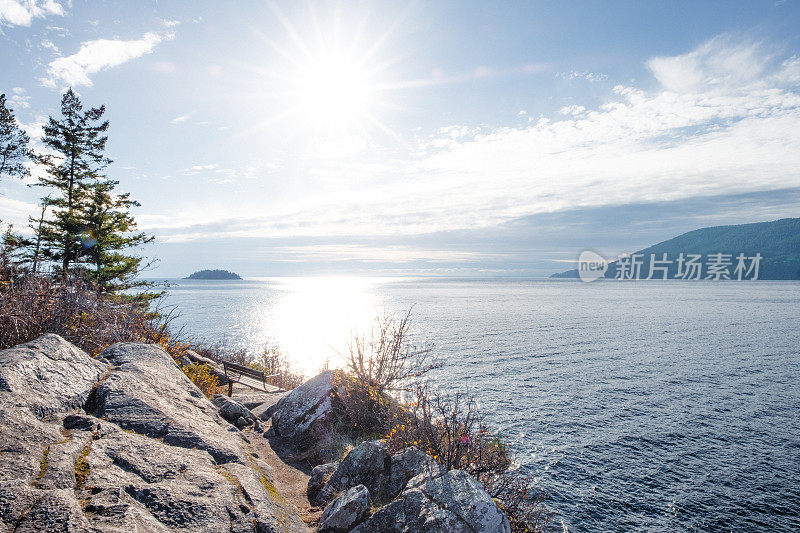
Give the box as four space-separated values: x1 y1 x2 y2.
181 363 220 398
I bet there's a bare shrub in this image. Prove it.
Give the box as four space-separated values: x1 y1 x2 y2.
0 270 171 355
482 472 549 532
386 383 511 475
345 309 441 395
330 370 406 439
382 384 547 531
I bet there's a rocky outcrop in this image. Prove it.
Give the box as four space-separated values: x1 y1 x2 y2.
270 370 342 446
0 335 307 533
319 484 371 532
306 439 506 533
352 470 510 533
311 441 446 507
308 462 339 505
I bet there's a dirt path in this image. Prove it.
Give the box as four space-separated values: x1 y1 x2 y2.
229 384 324 528
245 420 324 528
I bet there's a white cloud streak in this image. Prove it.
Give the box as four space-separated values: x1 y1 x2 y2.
41 31 175 88
170 112 192 124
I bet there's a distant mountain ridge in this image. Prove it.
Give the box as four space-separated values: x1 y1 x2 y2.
552 218 800 280
185 269 242 280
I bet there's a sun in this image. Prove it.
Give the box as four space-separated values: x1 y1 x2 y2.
292 51 375 131
241 3 403 142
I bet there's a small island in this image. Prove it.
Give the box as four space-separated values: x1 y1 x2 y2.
185 269 242 280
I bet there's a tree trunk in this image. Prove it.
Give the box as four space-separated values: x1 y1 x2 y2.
31 201 47 274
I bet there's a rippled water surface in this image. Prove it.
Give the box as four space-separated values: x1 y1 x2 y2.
160 278 800 531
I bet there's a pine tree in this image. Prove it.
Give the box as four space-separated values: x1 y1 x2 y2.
34 89 110 276
0 93 31 180
82 178 155 295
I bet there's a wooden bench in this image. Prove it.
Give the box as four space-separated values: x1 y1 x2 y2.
221 360 282 394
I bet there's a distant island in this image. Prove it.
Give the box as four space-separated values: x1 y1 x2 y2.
552 218 800 280
185 269 242 280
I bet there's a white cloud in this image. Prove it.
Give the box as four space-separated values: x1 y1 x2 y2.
8 87 30 108
0 196 38 229
44 24 68 36
41 31 175 88
18 115 45 140
403 39 800 230
647 36 770 93
268 244 481 263
183 164 234 178
559 105 585 116
0 0 63 27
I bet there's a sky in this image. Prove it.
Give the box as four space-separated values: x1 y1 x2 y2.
1 0 800 277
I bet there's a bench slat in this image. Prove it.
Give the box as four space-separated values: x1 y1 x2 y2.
221 360 282 393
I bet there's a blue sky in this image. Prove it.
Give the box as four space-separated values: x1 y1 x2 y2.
2 0 800 277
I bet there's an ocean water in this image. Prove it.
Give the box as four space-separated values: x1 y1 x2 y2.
159 277 800 532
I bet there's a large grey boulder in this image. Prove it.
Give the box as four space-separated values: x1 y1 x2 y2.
386 446 447 498
271 370 342 445
325 440 390 500
0 335 308 533
0 334 107 417
320 484 371 532
352 470 510 533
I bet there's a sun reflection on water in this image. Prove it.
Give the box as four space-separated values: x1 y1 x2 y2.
267 277 391 377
